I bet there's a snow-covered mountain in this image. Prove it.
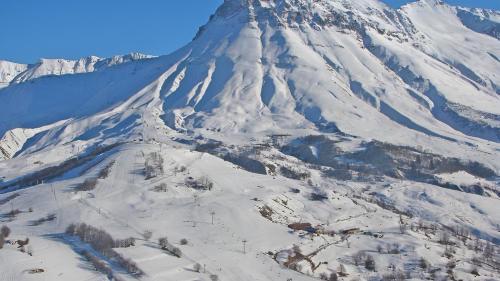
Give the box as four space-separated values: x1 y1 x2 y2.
0 1 499 281
0 53 154 87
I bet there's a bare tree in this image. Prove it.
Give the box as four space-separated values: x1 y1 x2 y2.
65 223 76 235
82 250 112 276
399 215 407 234
145 152 164 179
473 237 483 253
115 237 135 248
200 176 214 191
483 242 494 261
114 252 144 276
439 231 451 245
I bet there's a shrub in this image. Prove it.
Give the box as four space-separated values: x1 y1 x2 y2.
30 214 56 226
157 237 181 257
98 161 115 179
447 260 456 269
1 225 11 238
210 274 219 281
171 247 182 257
152 183 168 192
0 234 4 249
279 166 311 180
388 243 401 254
377 244 383 253
158 237 168 249
419 257 428 270
180 238 188 245
310 192 328 201
6 209 21 218
365 255 376 271
142 230 153 241
353 251 366 266
193 263 202 272
0 194 20 206
329 273 338 281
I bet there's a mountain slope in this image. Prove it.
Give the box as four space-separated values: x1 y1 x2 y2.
0 0 499 158
0 1 499 280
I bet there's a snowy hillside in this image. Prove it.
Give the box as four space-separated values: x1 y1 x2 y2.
0 0 499 281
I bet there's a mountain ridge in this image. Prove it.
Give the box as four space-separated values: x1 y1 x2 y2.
0 52 154 87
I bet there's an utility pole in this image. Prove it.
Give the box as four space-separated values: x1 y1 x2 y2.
242 239 248 254
51 183 57 202
210 211 216 225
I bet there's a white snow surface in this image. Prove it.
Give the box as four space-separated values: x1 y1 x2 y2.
0 0 499 280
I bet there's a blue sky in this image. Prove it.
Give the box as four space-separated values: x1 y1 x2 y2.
1 0 498 63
